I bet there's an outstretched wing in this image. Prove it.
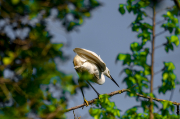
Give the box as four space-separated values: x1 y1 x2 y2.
73 48 106 72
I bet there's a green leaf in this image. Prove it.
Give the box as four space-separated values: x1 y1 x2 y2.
137 30 151 43
175 27 180 35
135 13 143 21
130 42 142 52
144 64 151 75
138 0 150 7
84 12 91 17
165 36 179 52
119 4 125 15
124 68 132 76
132 24 139 32
89 94 120 118
89 108 101 119
52 43 63 51
159 62 176 94
3 57 13 65
162 101 169 109
142 23 153 30
163 72 168 80
117 53 131 66
11 0 20 4
2 51 15 65
126 4 132 12
167 11 173 18
170 35 179 46
164 62 175 71
170 105 175 112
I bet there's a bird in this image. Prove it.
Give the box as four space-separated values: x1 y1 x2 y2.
73 48 119 106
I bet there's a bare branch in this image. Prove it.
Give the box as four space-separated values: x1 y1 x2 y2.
133 93 180 106
169 89 174 101
156 6 174 13
64 87 180 113
146 14 153 20
65 88 131 112
153 86 160 91
156 19 166 25
155 43 166 49
154 67 164 75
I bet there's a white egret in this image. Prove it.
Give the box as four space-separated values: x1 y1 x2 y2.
73 48 119 106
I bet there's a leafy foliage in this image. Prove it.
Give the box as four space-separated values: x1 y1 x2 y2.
165 36 179 52
159 62 177 94
89 94 120 119
117 0 180 118
121 107 149 119
0 0 101 118
161 5 180 52
122 106 179 119
1 0 101 31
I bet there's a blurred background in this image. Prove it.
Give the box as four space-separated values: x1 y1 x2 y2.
0 0 179 119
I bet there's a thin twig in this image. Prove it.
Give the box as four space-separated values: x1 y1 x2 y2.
73 110 81 119
155 43 166 49
153 86 160 91
146 14 153 20
156 19 166 25
133 92 180 106
155 30 167 37
156 5 174 13
154 68 163 75
73 110 76 119
169 89 174 101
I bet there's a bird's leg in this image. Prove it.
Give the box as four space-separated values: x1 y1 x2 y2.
86 80 100 100
78 80 89 107
80 87 89 107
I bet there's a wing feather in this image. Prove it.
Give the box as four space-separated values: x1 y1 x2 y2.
73 48 106 72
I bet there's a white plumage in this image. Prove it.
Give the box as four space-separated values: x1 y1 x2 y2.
73 48 119 86
73 48 119 106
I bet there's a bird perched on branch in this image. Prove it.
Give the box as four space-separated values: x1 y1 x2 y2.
73 48 119 106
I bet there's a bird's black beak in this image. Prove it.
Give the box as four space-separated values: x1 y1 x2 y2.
110 75 119 87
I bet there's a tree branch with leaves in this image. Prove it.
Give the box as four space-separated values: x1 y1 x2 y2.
117 0 180 118
65 86 180 113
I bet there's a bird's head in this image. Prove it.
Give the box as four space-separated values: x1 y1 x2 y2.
103 67 119 87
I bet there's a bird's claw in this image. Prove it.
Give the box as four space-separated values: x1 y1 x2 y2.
84 98 89 107
98 96 101 100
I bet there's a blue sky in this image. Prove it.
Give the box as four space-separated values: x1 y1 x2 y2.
47 0 180 118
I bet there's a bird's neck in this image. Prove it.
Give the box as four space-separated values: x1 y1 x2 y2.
96 74 105 85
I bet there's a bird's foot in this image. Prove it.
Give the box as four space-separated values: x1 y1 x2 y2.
119 90 122 94
84 98 89 107
97 94 101 100
98 95 101 100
